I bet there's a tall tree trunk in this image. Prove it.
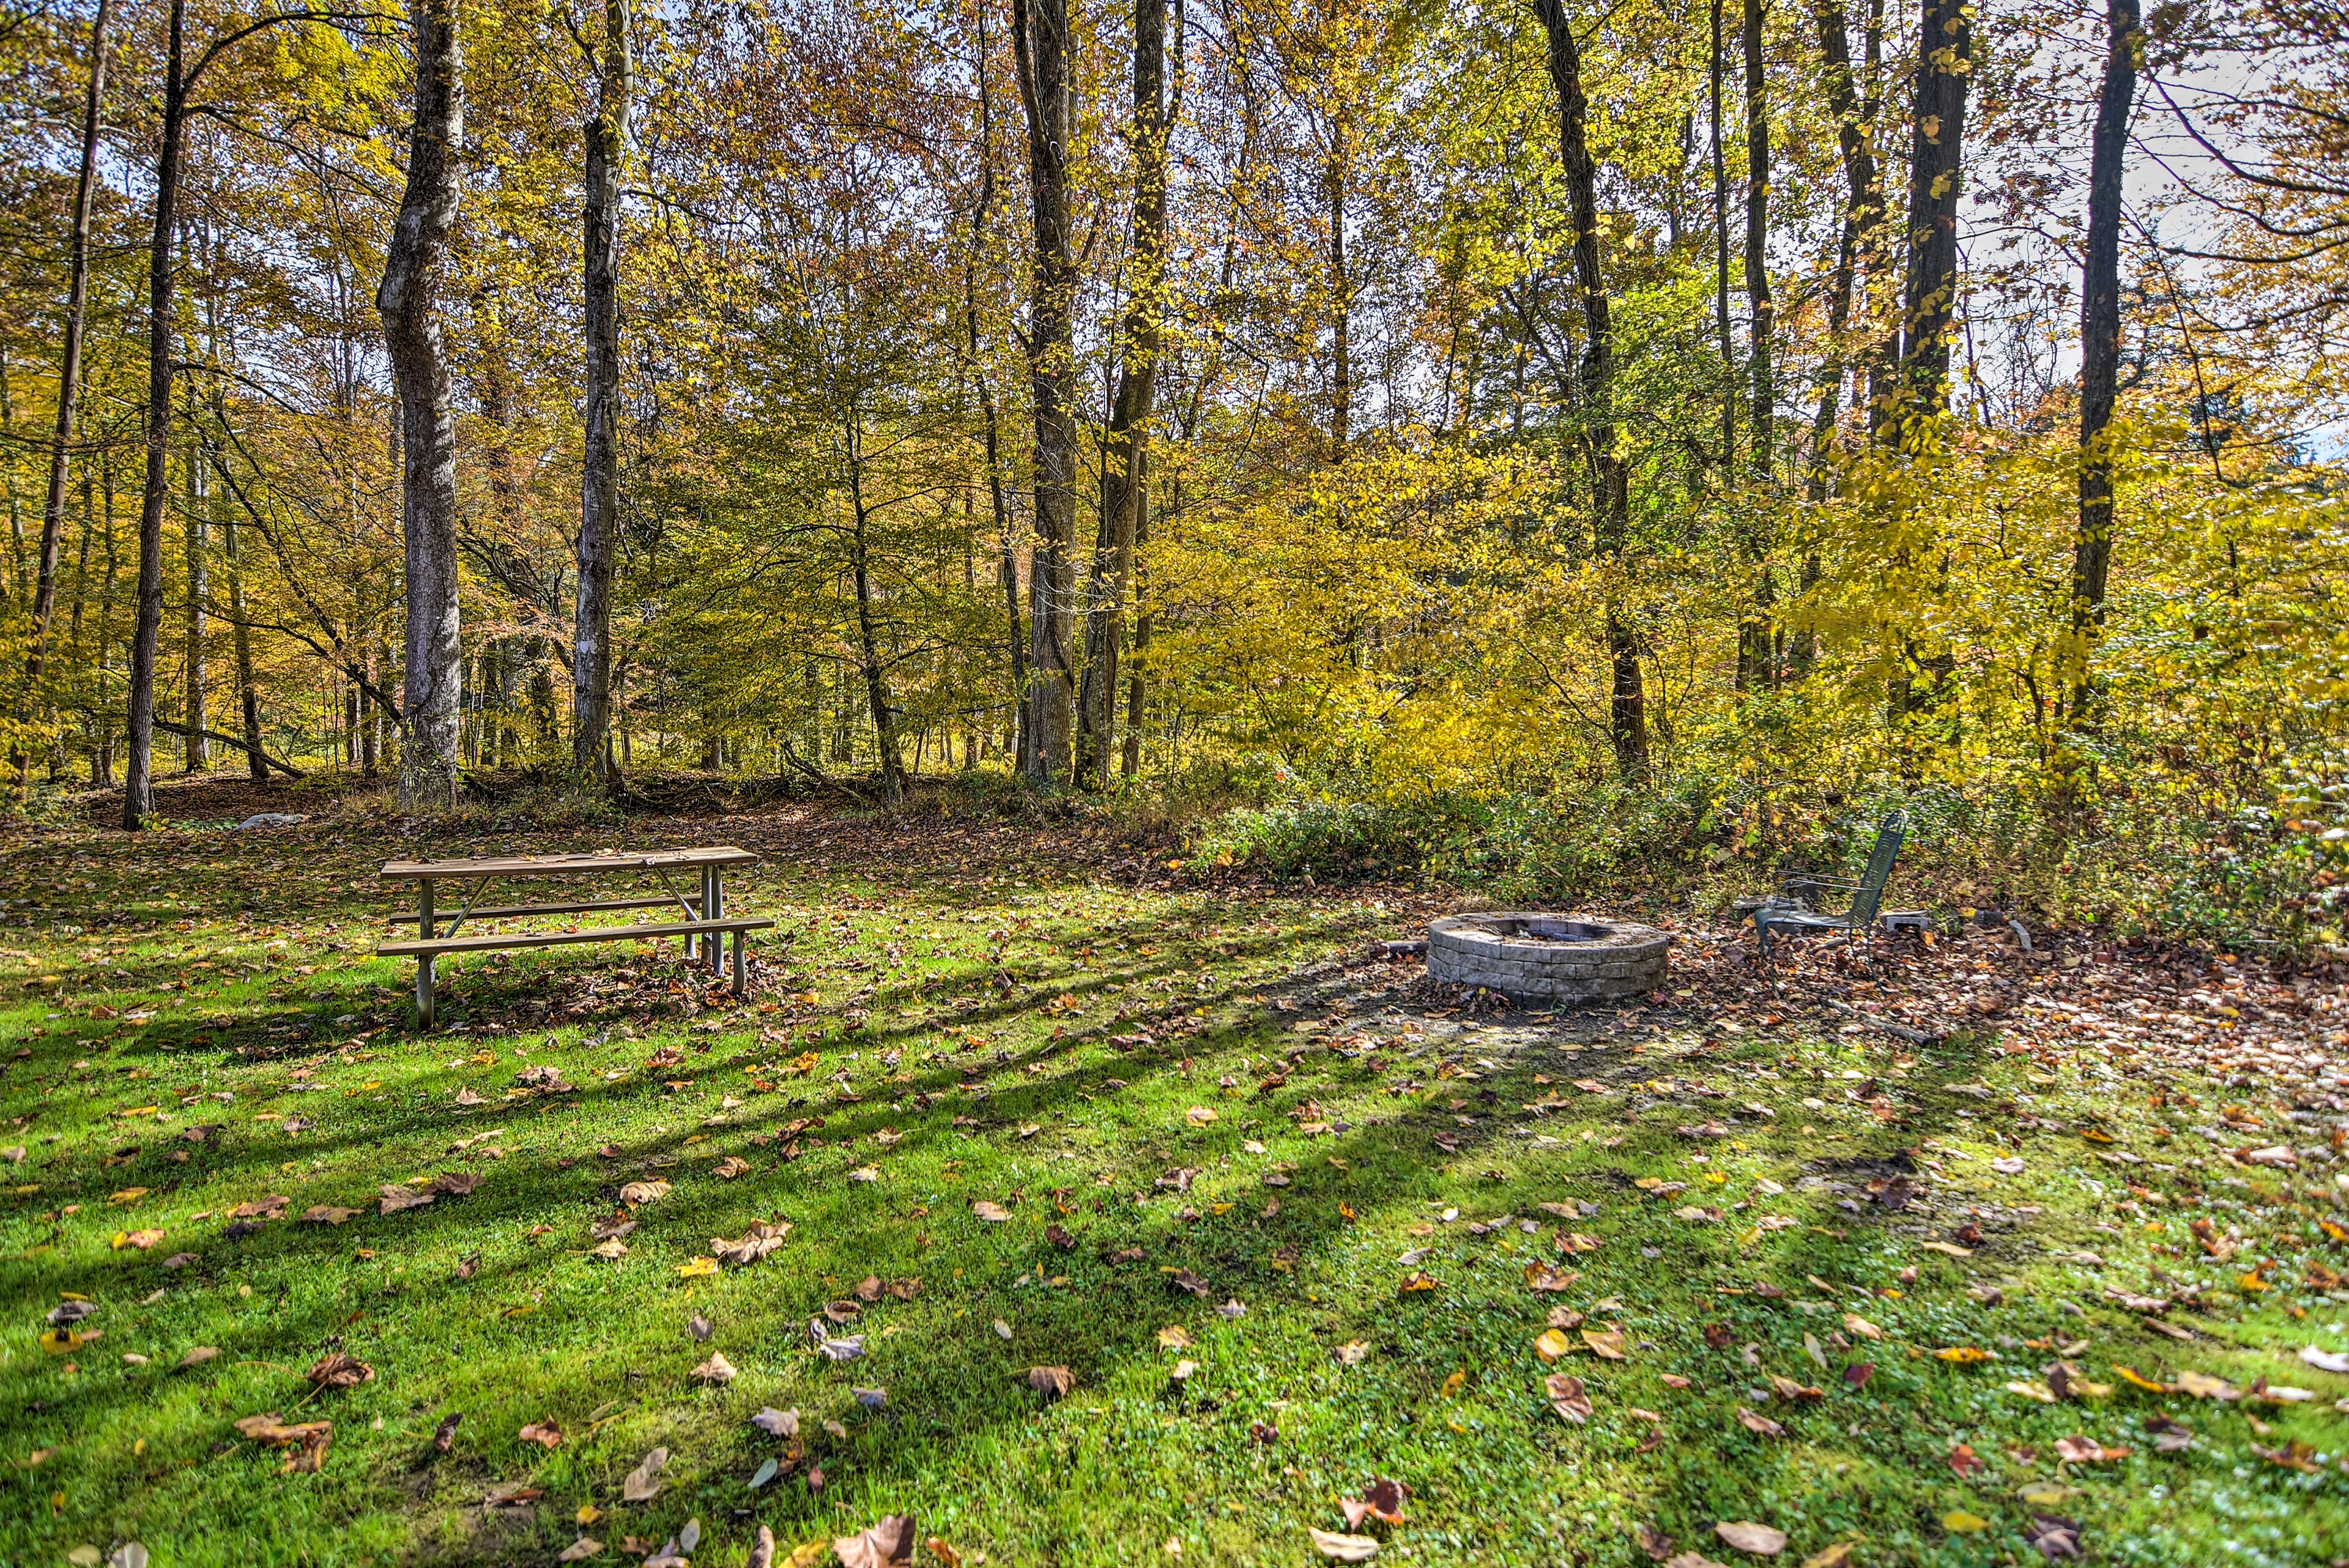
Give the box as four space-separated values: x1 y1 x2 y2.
25 0 108 697
1804 0 1880 498
1742 0 1772 479
183 373 210 771
574 0 628 783
1327 117 1351 456
1121 475 1151 779
2070 0 2139 721
1895 0 1973 429
94 451 117 785
377 0 466 809
225 500 262 779
1012 0 1078 783
847 426 907 804
1535 0 1647 781
124 0 188 828
1077 0 1179 789
1709 0 1734 470
1735 0 1775 689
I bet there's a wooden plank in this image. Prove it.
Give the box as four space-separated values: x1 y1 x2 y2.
387 894 700 926
379 916 772 959
380 845 759 879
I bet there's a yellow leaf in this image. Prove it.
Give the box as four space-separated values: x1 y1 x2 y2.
2112 1364 2173 1393
1439 1370 1465 1397
677 1257 719 1278
1941 1511 1990 1534
1534 1329 1572 1362
1935 1347 1992 1364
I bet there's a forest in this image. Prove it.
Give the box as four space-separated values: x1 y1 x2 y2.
1 2 2348 1564
0 0 2337 940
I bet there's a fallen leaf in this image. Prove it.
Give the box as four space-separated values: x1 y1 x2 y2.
713 1220 791 1266
692 1351 737 1383
1546 1372 1592 1423
306 1353 374 1391
620 1180 670 1205
834 1514 918 1568
1583 1326 1628 1359
232 1412 333 1473
379 1184 434 1215
2052 1434 2128 1463
1735 1406 1784 1438
1028 1365 1073 1398
622 1447 667 1502
1535 1328 1573 1362
2174 1370 2240 1401
1308 1528 1379 1562
558 1539 602 1562
302 1206 358 1225
972 1201 1011 1223
1714 1521 1787 1556
519 1421 562 1449
1940 1511 1990 1534
1934 1347 1992 1364
751 1406 801 1436
677 1256 719 1279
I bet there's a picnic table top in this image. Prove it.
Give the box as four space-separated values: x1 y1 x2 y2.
380 845 760 880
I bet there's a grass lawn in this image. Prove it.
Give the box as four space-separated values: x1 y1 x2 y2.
3 781 2347 1567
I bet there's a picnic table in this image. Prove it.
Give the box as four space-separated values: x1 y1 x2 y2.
378 845 774 1027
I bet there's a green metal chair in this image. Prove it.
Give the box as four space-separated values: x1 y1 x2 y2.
1750 812 1909 966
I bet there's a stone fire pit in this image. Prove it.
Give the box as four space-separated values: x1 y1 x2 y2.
1426 913 1671 1001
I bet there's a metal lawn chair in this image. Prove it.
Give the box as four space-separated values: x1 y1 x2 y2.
1750 811 1909 967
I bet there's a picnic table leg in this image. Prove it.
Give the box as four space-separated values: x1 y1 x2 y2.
417 879 436 1028
732 921 746 997
708 868 725 975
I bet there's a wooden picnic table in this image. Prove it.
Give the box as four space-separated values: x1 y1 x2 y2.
379 845 773 1027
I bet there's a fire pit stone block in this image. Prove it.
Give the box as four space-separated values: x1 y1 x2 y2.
1425 913 1671 1000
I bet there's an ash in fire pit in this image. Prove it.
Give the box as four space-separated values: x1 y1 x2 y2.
1426 912 1669 1000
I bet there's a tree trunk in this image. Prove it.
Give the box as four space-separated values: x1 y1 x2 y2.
1012 0 1077 783
1121 477 1150 779
1077 0 1178 789
1535 0 1647 781
183 379 210 771
94 451 117 786
124 0 188 828
1895 0 1973 429
1742 0 1772 479
377 0 466 809
2070 0 2138 721
574 0 629 783
224 500 263 779
26 0 108 697
847 425 907 804
1804 0 1880 498
1709 0 1734 470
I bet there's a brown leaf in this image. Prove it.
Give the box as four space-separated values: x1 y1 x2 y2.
1636 1523 1676 1562
1713 1520 1789 1556
302 1206 358 1225
233 1412 333 1473
379 1184 435 1215
519 1421 562 1448
1582 1326 1628 1360
1028 1365 1073 1399
430 1170 481 1196
432 1411 461 1453
622 1447 667 1503
692 1351 738 1383
1947 1442 1983 1476
1546 1372 1593 1424
712 1220 791 1266
833 1514 918 1568
714 1156 752 1180
1308 1529 1379 1562
619 1180 670 1205
1735 1406 1785 1438
306 1353 374 1391
972 1200 1011 1222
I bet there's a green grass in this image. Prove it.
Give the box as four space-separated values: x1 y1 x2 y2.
1 805 2344 1567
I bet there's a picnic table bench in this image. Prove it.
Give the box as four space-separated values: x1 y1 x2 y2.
379 845 774 1027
